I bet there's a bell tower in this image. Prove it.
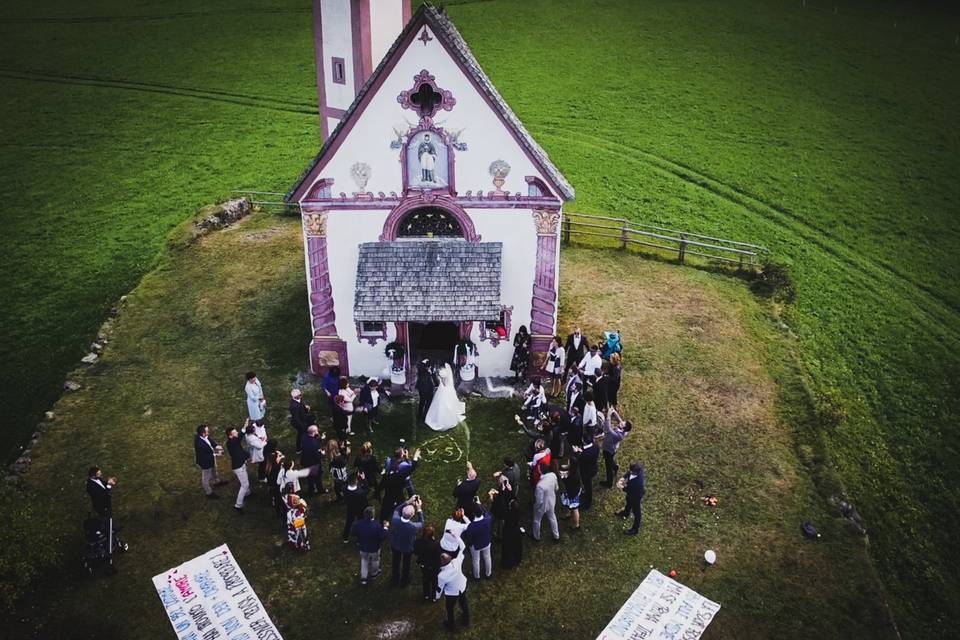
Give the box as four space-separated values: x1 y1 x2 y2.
313 0 412 139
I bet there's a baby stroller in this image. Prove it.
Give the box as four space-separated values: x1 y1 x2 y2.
599 330 623 360
82 515 128 575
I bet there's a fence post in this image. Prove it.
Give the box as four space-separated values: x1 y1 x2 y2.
620 221 628 250
563 216 571 245
678 233 687 264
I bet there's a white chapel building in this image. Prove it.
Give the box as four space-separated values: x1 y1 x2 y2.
286 1 575 381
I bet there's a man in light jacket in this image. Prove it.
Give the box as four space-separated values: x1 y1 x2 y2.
245 371 266 425
436 534 469 631
532 461 560 543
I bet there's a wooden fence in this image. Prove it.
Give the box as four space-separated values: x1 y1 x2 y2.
562 212 768 267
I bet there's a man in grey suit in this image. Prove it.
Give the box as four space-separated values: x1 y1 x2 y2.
532 461 560 543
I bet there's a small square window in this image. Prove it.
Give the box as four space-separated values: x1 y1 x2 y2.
484 312 506 331
331 57 346 85
361 321 385 334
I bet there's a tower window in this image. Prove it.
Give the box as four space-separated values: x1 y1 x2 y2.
332 57 346 85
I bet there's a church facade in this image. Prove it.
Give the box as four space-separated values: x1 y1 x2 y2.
287 1 574 381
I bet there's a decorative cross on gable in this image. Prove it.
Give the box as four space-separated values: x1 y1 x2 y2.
397 69 456 119
417 28 433 46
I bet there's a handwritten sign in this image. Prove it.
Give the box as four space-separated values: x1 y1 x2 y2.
596 570 720 640
153 544 283 640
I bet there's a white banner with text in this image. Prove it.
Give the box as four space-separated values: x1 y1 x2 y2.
597 569 720 640
153 544 282 640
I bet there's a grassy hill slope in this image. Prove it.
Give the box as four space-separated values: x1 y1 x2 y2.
1 0 958 635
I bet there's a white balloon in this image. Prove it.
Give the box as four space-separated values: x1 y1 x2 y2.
704 550 717 565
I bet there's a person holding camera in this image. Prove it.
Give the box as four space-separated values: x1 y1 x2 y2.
390 495 425 587
194 424 224 499
86 466 116 519
452 461 480 512
226 426 251 514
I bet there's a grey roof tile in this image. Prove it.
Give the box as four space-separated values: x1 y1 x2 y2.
354 241 502 321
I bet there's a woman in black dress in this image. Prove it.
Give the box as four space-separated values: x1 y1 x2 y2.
560 458 583 531
510 325 531 383
608 352 623 410
500 494 523 569
354 441 381 498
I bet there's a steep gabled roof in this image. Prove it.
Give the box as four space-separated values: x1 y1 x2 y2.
286 2 574 203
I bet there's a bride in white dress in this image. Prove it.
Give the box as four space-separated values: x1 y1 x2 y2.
425 363 466 431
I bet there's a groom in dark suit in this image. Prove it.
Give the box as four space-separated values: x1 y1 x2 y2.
416 360 438 421
564 327 588 380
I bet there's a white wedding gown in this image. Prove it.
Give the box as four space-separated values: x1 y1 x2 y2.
425 364 466 431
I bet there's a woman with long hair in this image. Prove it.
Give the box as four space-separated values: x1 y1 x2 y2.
545 335 565 397
336 376 356 436
510 325 531 383
608 352 623 412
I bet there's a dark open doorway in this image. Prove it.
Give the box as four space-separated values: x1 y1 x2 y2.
408 321 459 365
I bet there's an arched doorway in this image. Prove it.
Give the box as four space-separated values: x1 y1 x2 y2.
408 321 460 365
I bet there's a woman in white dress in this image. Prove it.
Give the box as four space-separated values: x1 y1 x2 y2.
425 363 466 431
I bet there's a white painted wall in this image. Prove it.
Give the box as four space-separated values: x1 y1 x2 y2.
321 0 356 111
369 0 404 70
321 206 540 378
306 25 556 198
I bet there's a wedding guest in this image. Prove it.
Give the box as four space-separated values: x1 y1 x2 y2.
342 472 370 542
194 424 222 499
592 367 610 414
581 390 598 436
499 456 520 498
532 461 560 543
336 377 357 436
351 506 388 585
560 458 582 531
619 462 646 535
322 366 341 415
225 427 251 514
567 379 585 418
545 336 566 397
452 461 480 512
436 537 470 631
608 353 623 409
414 525 442 601
244 421 267 482
600 409 632 488
564 326 587 380
578 434 601 512
288 389 314 451
463 503 493 581
277 458 311 496
510 325 531 383
244 371 266 425
286 493 310 551
500 491 523 569
300 426 324 495
265 450 286 521
357 377 381 433
390 496 425 587
328 439 350 501
522 377 547 419
489 475 514 539
578 344 603 383
354 441 381 498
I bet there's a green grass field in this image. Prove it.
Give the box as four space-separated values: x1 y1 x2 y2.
2 0 959 636
10 212 894 639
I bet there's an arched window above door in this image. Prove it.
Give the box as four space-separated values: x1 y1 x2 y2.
397 206 464 239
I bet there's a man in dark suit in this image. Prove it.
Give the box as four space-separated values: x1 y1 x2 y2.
86 466 115 518
577 435 601 512
592 368 609 414
299 425 324 495
194 424 221 498
567 381 586 418
416 360 437 421
564 327 587 380
619 462 646 535
289 389 314 452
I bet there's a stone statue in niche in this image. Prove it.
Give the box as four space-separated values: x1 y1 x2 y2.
418 134 437 182
407 130 448 188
